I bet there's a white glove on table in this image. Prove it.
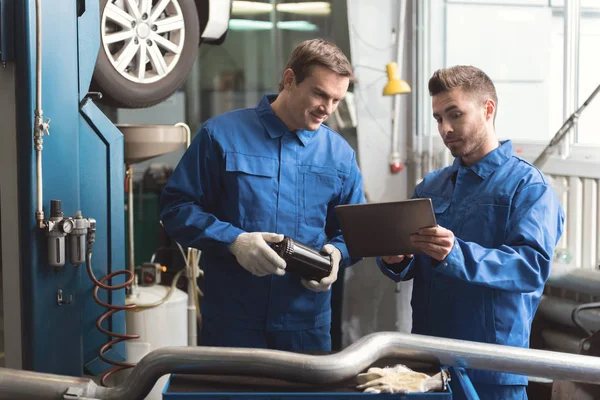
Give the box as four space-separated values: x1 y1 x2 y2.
229 232 286 277
356 364 448 394
301 244 341 292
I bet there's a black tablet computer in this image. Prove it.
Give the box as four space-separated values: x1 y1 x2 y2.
334 198 437 258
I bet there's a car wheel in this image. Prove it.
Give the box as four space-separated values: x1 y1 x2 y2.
92 0 200 108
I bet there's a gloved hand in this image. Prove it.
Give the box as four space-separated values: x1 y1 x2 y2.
229 232 286 277
356 364 447 394
301 244 340 292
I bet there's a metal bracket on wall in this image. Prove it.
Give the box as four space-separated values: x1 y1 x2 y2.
57 289 72 306
0 0 14 64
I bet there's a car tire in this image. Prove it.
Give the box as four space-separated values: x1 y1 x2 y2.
91 0 200 109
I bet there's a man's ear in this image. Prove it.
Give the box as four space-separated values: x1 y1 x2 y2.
282 68 296 90
484 99 496 121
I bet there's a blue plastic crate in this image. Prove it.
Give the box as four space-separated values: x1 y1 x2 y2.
162 367 479 399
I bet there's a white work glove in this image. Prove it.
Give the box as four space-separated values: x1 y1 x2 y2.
301 244 341 292
229 232 286 277
356 364 447 394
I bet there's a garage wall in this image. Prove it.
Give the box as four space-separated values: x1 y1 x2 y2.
342 0 415 347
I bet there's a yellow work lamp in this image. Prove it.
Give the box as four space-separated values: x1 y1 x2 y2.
383 62 411 96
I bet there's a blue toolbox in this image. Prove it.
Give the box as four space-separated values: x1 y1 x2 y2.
162 367 479 399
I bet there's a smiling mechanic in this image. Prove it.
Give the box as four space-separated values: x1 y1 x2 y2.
160 39 365 352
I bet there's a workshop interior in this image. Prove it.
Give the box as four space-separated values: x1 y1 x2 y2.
1 0 600 399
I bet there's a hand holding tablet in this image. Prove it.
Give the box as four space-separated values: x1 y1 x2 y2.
335 198 437 258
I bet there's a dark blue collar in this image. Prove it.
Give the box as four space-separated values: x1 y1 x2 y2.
451 140 513 179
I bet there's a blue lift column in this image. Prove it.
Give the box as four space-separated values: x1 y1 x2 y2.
14 0 126 376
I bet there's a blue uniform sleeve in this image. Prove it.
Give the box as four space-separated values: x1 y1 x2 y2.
436 182 565 293
159 125 245 250
325 152 366 268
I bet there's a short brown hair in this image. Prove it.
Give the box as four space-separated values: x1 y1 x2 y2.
278 39 353 92
429 65 498 108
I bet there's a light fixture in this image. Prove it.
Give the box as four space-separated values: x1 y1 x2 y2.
277 2 331 16
231 1 273 16
382 62 411 96
228 19 273 31
228 19 319 32
277 20 319 31
231 1 331 16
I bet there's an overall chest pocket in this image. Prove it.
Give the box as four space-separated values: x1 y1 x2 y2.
225 153 277 222
461 196 511 247
424 195 451 227
302 167 341 227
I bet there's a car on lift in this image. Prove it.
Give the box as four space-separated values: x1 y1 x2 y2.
92 0 232 108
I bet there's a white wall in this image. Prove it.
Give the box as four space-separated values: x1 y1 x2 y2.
343 0 415 346
348 1 411 203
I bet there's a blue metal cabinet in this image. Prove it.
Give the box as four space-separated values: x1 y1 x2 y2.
14 0 125 376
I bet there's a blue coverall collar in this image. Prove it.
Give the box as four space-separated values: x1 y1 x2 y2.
451 140 513 180
256 94 319 146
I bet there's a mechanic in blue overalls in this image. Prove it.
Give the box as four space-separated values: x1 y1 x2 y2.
160 39 365 352
377 66 564 400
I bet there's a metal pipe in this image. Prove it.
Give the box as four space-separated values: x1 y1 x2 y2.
3 332 600 399
270 0 281 85
35 145 43 225
186 248 197 346
538 295 600 333
425 0 433 175
175 123 197 346
126 164 135 275
35 0 41 113
33 0 46 227
183 57 202 135
175 122 191 148
410 0 418 182
0 368 102 400
104 332 600 396
559 0 580 159
389 0 407 171
414 0 425 183
547 263 600 297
